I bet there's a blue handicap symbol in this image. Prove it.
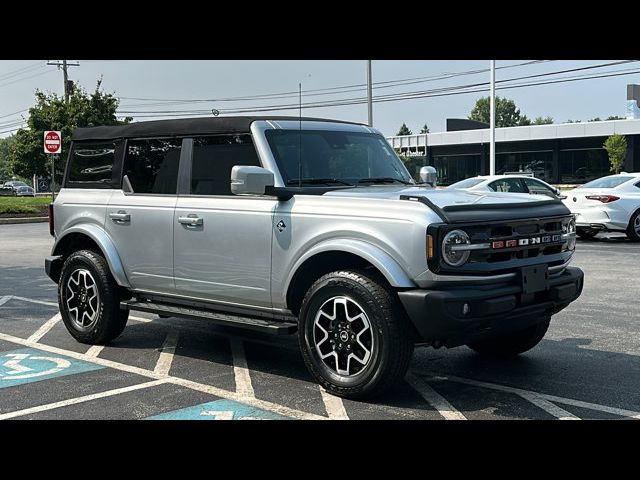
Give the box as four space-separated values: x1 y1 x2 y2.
0 348 103 388
146 399 290 420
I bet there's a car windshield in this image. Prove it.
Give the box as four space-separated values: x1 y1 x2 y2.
448 177 485 189
581 176 634 189
266 130 413 186
11 181 27 187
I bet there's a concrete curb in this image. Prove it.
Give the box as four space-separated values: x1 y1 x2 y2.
0 216 48 225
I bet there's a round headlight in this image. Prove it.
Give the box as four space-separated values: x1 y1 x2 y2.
442 229 471 267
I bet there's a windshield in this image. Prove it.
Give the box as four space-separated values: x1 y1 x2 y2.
265 130 413 186
448 177 485 189
581 176 634 189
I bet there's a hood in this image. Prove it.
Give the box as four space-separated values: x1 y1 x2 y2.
324 185 545 209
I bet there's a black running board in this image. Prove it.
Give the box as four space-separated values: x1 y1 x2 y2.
120 299 297 335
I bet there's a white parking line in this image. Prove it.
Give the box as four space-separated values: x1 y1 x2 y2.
85 345 104 358
230 338 255 398
9 296 58 307
0 330 326 420
431 374 640 419
518 392 580 420
0 379 169 420
0 296 11 307
406 373 467 420
27 313 61 343
154 330 179 375
319 387 349 420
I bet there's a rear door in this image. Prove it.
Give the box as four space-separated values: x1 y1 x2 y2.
106 137 183 294
173 134 274 309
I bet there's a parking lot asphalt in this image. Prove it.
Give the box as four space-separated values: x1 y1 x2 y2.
0 222 638 420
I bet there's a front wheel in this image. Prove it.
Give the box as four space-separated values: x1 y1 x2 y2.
298 269 414 399
58 249 129 345
467 318 550 357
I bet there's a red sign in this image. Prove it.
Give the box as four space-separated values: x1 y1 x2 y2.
44 131 62 154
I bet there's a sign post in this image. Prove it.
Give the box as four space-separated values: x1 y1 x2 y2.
44 131 61 201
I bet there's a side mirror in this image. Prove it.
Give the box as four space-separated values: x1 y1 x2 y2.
231 165 274 195
419 166 438 187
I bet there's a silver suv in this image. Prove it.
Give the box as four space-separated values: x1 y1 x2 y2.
45 117 584 398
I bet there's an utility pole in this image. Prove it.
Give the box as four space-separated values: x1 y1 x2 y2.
489 60 496 176
47 60 79 103
367 60 373 127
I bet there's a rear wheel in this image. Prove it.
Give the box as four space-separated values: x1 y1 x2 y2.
627 210 640 242
467 318 550 357
576 227 598 240
58 249 129 345
298 269 414 399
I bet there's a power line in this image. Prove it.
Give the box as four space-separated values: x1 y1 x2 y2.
0 108 29 120
0 61 44 82
118 60 555 106
0 69 55 90
117 67 640 118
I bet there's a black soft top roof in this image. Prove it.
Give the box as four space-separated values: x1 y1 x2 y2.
72 116 366 141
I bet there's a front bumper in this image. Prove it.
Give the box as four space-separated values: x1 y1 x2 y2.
398 266 584 347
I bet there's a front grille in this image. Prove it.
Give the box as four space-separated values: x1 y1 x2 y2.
428 215 573 276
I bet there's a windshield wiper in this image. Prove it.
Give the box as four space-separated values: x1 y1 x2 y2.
358 177 412 185
286 178 354 186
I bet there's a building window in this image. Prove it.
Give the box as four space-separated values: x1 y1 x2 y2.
559 149 609 184
496 151 554 182
432 154 482 185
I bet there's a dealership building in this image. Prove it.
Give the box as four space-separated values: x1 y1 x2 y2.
387 119 640 186
387 85 640 185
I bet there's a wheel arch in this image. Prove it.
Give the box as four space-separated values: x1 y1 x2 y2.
285 239 415 315
52 225 131 288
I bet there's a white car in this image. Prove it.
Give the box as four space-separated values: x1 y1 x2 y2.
448 175 564 200
562 173 640 241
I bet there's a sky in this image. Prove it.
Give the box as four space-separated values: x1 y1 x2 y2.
0 60 637 139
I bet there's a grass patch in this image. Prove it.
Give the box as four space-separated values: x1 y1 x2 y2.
0 196 51 215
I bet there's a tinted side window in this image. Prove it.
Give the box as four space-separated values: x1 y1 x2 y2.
524 178 556 197
67 142 116 187
488 178 526 193
190 135 260 195
123 138 182 194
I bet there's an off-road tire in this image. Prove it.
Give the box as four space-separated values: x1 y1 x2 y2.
58 249 129 344
298 269 414 399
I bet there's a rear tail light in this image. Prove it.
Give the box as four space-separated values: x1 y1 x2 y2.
48 203 54 236
585 195 619 203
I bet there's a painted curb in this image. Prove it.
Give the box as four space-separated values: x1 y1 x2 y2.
0 216 48 225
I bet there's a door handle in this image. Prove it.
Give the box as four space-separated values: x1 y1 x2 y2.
178 215 203 227
109 211 130 223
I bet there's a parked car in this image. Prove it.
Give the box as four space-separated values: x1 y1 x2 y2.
562 172 640 241
15 185 35 197
44 117 583 399
3 180 29 192
448 175 565 200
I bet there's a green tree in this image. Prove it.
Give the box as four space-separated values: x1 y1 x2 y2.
396 123 412 136
606 115 626 120
533 116 554 125
420 123 430 134
0 136 15 180
468 96 531 127
588 117 602 122
603 134 627 174
566 119 582 123
8 79 131 179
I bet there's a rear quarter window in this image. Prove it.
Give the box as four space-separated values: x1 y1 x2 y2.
66 142 117 188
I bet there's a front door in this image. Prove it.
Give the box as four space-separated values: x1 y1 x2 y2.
106 137 183 294
173 135 274 309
